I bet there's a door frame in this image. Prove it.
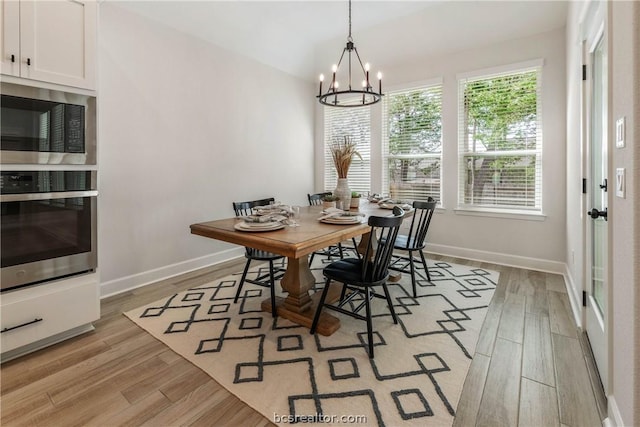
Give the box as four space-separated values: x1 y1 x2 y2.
580 0 612 395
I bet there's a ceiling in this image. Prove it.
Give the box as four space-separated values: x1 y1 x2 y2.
112 1 568 80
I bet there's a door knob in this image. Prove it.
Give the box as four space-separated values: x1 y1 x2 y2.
588 208 607 220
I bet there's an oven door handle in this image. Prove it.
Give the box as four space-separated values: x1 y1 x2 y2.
0 190 98 202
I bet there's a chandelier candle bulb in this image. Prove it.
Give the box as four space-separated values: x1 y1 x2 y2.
365 63 370 89
332 64 337 90
319 74 324 96
378 71 383 94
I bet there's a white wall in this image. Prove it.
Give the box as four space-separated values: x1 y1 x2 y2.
565 1 639 425
97 4 315 296
315 28 567 271
609 1 638 425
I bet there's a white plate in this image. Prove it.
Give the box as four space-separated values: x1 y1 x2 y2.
234 222 285 232
320 216 363 225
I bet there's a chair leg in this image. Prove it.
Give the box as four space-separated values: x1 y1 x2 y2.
309 251 316 266
365 287 374 358
382 283 398 324
351 238 361 259
338 243 344 259
310 278 332 334
234 258 252 303
339 283 348 302
268 260 277 318
408 252 417 298
418 250 431 281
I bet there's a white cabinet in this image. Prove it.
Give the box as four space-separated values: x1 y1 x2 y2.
1 0 96 90
1 272 100 362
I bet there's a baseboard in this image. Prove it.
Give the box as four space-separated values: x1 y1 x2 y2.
99 247 244 299
606 395 625 427
563 264 583 329
424 243 566 274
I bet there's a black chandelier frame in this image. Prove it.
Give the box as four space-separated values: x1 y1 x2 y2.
317 0 383 108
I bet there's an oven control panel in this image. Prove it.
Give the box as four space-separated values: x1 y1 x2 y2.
0 171 96 194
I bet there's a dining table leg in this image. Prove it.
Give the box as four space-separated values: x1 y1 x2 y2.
260 254 341 336
280 256 314 313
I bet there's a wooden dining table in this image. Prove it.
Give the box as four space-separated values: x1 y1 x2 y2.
190 201 407 336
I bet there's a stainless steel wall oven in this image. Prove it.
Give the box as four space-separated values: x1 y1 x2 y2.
1 170 97 290
1 83 96 165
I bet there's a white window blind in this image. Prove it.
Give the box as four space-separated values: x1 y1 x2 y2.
458 66 542 211
323 106 371 194
382 84 442 203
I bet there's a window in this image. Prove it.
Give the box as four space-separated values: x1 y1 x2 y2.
323 106 370 194
383 83 442 203
458 65 542 211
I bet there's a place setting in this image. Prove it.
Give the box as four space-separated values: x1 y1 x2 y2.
317 207 365 225
234 203 301 232
364 193 412 211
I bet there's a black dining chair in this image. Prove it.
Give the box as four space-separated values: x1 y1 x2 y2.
232 197 285 318
310 212 404 358
388 198 437 298
307 192 360 265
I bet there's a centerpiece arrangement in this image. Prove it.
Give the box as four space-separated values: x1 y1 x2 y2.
329 136 361 209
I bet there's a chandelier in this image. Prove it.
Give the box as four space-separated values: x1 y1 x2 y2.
317 0 383 107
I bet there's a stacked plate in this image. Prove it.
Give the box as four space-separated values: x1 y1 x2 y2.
319 214 364 225
234 221 284 232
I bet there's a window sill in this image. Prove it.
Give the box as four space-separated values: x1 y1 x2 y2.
453 207 546 221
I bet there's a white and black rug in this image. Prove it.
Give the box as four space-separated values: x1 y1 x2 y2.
125 255 498 426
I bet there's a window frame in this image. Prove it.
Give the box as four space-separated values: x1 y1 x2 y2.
456 59 544 216
322 105 371 195
382 78 444 205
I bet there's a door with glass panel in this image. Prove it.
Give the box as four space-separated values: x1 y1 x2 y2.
584 28 608 391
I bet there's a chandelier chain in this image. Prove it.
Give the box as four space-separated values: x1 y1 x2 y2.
348 0 352 42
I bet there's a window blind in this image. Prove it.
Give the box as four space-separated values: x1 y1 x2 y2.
458 67 542 211
382 84 442 203
323 106 371 194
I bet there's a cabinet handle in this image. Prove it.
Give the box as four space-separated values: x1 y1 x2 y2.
1 318 43 333
26 57 31 66
10 54 15 63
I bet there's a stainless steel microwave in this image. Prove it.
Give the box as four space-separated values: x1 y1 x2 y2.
0 83 96 165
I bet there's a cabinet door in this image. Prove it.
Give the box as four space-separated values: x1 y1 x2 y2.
0 0 20 76
19 0 96 89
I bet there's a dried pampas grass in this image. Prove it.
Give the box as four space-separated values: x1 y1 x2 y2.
330 136 362 178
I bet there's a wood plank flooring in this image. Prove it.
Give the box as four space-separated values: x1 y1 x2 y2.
1 255 605 426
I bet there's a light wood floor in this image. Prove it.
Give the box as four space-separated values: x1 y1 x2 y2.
1 255 606 426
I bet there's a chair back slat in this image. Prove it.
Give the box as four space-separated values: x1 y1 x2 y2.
308 192 332 206
233 198 275 217
399 199 436 250
362 214 403 283
233 197 276 257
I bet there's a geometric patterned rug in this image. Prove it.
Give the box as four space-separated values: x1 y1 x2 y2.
125 255 498 426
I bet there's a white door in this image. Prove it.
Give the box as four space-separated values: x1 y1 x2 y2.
584 27 608 390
